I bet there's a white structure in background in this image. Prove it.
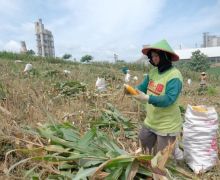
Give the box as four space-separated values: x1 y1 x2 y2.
187 79 192 86
95 77 106 92
20 41 27 54
35 19 55 57
114 53 118 62
124 70 131 83
175 32 220 63
175 46 220 63
202 32 220 47
24 63 33 73
63 70 71 75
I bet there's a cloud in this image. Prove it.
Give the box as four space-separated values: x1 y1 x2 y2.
147 1 220 49
0 0 166 60
0 21 35 52
0 0 219 61
0 0 22 16
47 0 166 60
3 40 20 52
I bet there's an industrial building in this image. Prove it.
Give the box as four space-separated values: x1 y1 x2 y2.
202 32 220 47
175 46 220 63
175 33 220 62
35 19 55 57
141 33 220 62
20 41 27 53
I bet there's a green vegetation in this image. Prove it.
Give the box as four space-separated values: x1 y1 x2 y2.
207 66 220 76
62 53 72 59
80 54 93 63
186 50 210 72
13 122 153 179
26 49 35 55
0 51 75 64
53 81 86 97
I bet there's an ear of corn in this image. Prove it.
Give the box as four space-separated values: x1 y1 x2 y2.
192 106 207 112
124 84 139 95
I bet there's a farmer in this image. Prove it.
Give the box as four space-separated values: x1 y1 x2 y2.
200 72 207 88
133 39 183 154
122 66 129 74
121 67 131 83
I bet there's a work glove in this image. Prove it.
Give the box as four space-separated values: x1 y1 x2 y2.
133 90 149 103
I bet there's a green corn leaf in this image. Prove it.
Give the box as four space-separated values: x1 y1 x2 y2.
105 155 134 168
31 176 40 180
78 128 96 147
24 165 39 178
82 159 103 168
125 160 139 180
125 162 133 179
32 154 88 162
59 170 76 179
38 128 77 149
137 166 152 177
60 128 80 142
58 163 77 170
45 145 69 153
72 167 97 180
105 166 124 180
108 140 128 155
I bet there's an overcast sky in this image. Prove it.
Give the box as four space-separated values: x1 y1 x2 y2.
0 0 219 61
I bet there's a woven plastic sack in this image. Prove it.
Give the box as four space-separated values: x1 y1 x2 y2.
124 73 131 83
24 63 33 72
95 77 106 92
183 104 218 173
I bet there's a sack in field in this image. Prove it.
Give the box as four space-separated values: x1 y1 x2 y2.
183 104 218 174
95 77 106 92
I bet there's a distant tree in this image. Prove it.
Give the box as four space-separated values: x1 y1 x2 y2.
27 49 35 55
62 54 72 59
80 55 93 63
187 50 210 72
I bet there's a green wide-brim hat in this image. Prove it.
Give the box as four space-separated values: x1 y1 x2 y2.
142 39 179 61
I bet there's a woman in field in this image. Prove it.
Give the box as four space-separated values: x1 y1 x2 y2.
133 39 183 154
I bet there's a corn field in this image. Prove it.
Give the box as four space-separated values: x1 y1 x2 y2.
0 54 220 179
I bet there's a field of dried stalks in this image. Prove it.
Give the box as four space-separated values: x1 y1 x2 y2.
0 59 219 179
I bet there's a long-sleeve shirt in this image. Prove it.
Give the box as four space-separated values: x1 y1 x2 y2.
136 75 182 107
136 67 183 135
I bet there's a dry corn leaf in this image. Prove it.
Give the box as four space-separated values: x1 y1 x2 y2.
127 160 139 180
150 141 176 178
91 171 110 180
15 138 20 145
26 143 33 150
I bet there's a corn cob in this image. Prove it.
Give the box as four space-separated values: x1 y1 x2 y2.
124 84 139 95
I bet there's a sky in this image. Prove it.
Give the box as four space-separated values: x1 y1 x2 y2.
0 0 219 62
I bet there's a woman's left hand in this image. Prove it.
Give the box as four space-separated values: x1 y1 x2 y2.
133 90 149 103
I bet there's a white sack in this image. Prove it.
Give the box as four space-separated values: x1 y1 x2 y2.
24 63 33 72
95 77 106 92
183 105 218 173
